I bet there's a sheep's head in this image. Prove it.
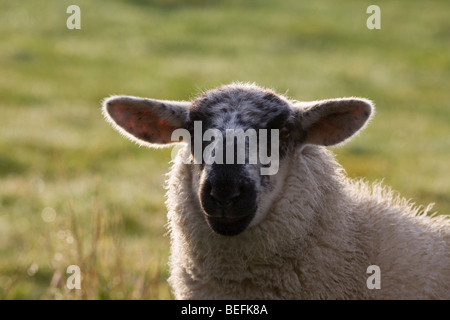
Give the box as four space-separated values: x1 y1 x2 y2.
103 83 373 236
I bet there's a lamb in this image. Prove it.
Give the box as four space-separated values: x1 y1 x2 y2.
102 82 450 299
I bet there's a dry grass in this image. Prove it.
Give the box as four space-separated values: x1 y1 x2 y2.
38 181 172 300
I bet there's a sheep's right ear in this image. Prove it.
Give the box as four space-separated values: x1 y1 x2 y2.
293 98 374 146
102 96 190 147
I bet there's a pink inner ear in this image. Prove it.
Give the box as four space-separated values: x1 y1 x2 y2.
306 104 370 146
108 103 177 144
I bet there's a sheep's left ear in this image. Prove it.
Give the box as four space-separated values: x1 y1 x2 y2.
102 95 190 147
293 98 374 146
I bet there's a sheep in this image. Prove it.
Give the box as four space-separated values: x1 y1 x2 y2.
102 82 450 299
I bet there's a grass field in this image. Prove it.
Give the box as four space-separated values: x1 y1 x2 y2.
0 0 449 299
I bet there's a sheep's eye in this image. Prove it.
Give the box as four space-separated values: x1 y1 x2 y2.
280 127 290 139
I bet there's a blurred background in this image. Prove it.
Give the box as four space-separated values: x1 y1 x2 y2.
0 0 449 299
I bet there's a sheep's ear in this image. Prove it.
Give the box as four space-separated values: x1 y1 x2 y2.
294 98 374 146
102 95 190 147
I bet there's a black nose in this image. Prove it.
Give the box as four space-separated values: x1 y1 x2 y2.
201 179 256 219
200 176 257 236
210 188 241 208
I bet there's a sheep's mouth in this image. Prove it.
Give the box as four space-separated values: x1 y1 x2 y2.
205 214 254 236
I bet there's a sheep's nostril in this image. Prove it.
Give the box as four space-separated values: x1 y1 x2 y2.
210 189 241 208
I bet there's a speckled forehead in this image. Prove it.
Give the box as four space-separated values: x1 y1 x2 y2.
190 87 292 129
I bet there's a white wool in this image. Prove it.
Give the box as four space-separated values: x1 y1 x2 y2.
102 83 449 300
166 145 449 299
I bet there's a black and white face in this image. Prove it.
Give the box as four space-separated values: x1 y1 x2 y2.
103 83 373 236
187 85 298 235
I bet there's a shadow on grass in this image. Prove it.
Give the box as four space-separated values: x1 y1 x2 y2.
0 153 27 176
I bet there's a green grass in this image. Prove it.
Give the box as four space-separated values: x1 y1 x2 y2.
0 0 449 299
